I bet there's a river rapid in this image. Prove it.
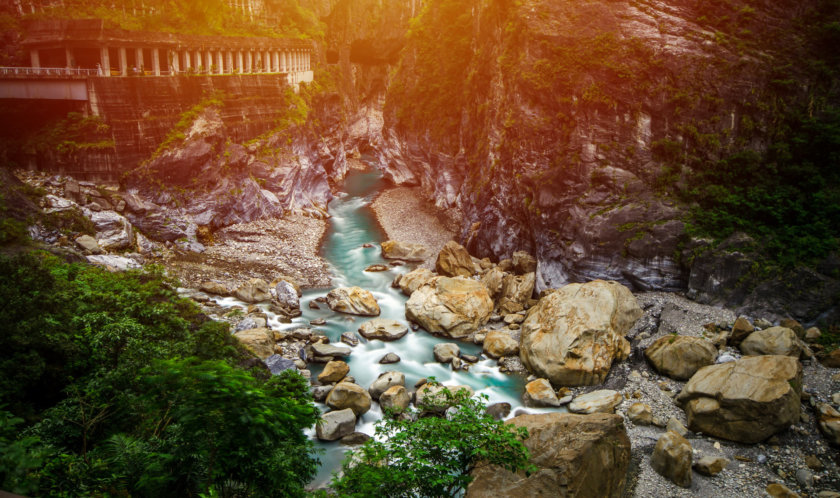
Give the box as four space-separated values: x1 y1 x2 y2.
209 164 561 487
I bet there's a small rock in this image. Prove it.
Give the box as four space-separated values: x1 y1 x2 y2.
316 408 356 442
523 379 561 407
693 456 728 476
379 352 400 364
340 332 359 346
340 432 371 445
311 385 332 402
368 371 405 401
482 330 519 358
311 343 351 358
364 264 389 272
766 483 801 498
666 417 688 437
804 327 821 343
651 430 692 487
75 234 103 254
804 454 823 471
433 343 460 363
318 360 350 384
461 354 479 363
486 402 511 420
310 318 327 326
627 403 653 426
326 382 372 416
358 318 409 341
796 468 814 488
309 301 320 310
379 385 411 412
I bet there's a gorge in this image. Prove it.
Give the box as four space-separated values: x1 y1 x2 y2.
1 0 839 496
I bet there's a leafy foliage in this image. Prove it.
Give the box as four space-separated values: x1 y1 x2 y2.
682 106 840 268
26 0 323 39
0 252 319 496
331 384 533 497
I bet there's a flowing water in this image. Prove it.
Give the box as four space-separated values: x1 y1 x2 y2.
208 164 559 488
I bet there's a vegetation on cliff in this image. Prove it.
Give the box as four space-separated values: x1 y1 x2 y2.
386 0 840 277
25 0 324 39
0 251 319 496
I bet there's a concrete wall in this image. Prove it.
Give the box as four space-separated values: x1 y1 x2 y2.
71 73 295 181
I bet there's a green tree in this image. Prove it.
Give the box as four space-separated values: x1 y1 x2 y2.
331 384 533 497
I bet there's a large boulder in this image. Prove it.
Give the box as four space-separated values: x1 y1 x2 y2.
381 240 429 261
394 268 436 296
651 431 692 488
740 327 802 357
233 328 274 359
405 277 493 339
466 413 630 497
483 330 519 358
497 273 536 314
90 210 134 251
645 335 718 380
326 382 372 417
368 371 405 401
326 287 381 316
311 343 352 358
316 408 356 441
234 278 272 303
675 355 802 443
358 319 409 341
435 240 475 277
433 343 460 363
519 280 641 386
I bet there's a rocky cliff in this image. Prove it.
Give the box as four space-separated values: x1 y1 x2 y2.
376 0 840 321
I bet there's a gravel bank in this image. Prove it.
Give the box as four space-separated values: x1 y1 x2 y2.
164 214 331 290
370 186 456 268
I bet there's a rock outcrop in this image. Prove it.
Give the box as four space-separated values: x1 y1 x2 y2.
466 413 630 497
519 280 641 386
676 355 802 443
405 277 493 339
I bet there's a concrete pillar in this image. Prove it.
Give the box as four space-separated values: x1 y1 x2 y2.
205 51 212 73
152 48 161 76
195 50 202 71
226 51 233 74
307 51 310 70
216 51 224 74
30 49 40 68
170 50 179 74
272 51 279 72
246 51 252 73
183 50 191 71
264 50 270 72
236 51 243 72
119 47 128 76
99 47 110 76
134 48 144 73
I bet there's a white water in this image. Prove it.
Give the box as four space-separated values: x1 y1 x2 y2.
205 164 563 488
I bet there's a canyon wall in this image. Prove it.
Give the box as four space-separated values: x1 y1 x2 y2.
376 0 840 321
